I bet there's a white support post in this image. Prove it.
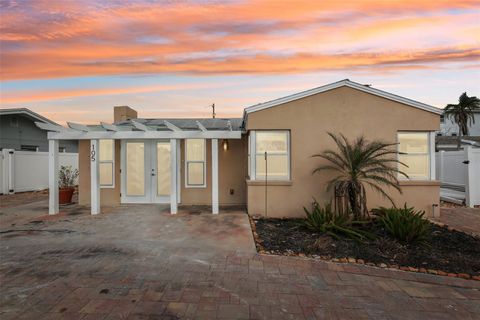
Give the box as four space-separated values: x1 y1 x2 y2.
438 150 445 182
170 139 178 214
429 132 436 180
90 139 101 215
48 140 59 215
212 138 219 214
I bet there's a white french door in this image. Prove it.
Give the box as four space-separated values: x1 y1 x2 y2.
121 140 173 203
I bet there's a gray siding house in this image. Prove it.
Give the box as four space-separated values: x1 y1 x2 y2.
0 108 78 152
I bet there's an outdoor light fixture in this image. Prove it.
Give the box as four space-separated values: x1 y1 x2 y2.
222 139 229 151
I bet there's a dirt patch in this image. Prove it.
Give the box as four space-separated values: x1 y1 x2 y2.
254 218 480 276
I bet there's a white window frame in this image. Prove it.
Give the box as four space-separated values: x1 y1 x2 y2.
185 139 207 188
249 130 291 181
397 131 435 181
99 139 115 188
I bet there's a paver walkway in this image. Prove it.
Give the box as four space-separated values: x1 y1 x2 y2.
433 207 480 236
0 198 479 319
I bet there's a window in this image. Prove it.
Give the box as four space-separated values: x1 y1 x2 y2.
20 145 38 152
398 132 432 180
99 139 115 187
249 130 290 180
185 139 206 187
59 147 66 153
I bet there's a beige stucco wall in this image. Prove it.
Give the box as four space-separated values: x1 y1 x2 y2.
246 86 440 218
180 137 247 205
78 140 121 206
78 137 247 207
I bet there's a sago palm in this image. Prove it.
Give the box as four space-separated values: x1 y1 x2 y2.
444 92 480 136
312 133 408 219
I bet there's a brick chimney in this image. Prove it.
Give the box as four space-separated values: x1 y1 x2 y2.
114 106 137 123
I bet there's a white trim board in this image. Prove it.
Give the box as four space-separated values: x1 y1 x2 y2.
244 79 443 115
46 130 241 140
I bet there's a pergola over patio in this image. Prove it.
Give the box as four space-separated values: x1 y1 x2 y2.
36 119 242 216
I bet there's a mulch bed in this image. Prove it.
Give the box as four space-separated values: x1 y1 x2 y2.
253 218 480 277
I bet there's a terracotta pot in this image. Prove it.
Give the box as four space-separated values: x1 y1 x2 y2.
59 188 74 204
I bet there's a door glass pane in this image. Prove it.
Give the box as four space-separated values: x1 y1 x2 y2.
126 142 145 196
99 162 113 186
157 142 171 196
187 162 204 185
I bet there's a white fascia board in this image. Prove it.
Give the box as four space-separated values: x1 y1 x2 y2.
47 130 242 140
244 79 443 115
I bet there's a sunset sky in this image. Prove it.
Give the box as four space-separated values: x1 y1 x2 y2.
1 0 479 124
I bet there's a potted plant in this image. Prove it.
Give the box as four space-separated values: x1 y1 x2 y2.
59 165 79 204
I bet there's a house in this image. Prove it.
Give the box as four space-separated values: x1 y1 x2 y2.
37 80 442 217
0 108 78 152
439 109 480 137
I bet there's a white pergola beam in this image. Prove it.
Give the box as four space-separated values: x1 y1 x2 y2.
212 138 219 214
170 139 178 214
101 122 119 131
47 130 242 140
90 139 101 215
67 122 90 132
48 140 59 215
131 120 150 131
196 121 207 132
164 120 181 132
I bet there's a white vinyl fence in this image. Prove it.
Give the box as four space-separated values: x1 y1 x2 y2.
436 146 480 207
0 149 78 194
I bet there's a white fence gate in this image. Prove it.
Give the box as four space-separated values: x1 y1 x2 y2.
0 149 78 194
436 146 480 207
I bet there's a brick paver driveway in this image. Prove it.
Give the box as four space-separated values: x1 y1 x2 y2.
1 196 479 319
432 207 480 236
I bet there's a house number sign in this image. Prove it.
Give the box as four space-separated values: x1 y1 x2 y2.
90 145 96 161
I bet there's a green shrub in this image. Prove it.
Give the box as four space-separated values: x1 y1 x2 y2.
374 205 431 244
302 200 374 241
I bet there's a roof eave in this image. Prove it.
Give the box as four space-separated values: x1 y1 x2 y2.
244 80 443 116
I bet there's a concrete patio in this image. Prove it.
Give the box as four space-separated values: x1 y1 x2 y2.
1 194 479 319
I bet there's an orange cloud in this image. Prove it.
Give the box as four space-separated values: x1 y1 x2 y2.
0 82 230 104
0 0 479 81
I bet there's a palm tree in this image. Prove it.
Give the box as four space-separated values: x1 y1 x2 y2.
444 92 480 137
312 133 407 219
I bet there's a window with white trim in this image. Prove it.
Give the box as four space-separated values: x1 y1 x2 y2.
185 139 206 187
99 139 115 187
249 130 290 180
398 132 432 180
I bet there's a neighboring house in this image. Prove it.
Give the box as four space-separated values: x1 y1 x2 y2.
0 108 78 152
38 80 442 217
439 110 480 137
